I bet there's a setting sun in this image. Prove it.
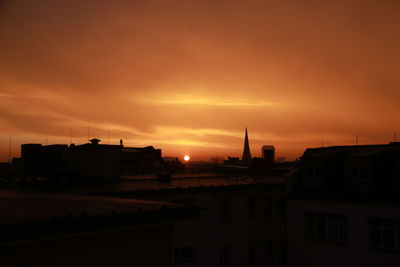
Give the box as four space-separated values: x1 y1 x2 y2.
183 155 190 161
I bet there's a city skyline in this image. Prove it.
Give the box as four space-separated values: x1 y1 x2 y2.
2 1 400 267
1 0 400 161
2 127 398 162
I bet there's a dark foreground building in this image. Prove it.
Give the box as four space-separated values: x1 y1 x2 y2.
70 173 290 267
0 191 198 267
287 142 400 267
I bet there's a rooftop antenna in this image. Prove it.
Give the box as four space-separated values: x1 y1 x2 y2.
8 136 11 163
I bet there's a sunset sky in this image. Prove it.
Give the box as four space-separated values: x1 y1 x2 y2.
1 0 400 161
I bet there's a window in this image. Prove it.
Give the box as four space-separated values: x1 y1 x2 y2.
220 246 232 267
304 161 323 180
279 242 286 266
248 196 256 218
265 196 273 218
346 158 372 181
277 197 286 219
305 212 347 242
219 198 232 223
368 217 400 251
174 246 196 263
305 165 314 178
315 163 322 179
265 240 273 262
248 241 259 264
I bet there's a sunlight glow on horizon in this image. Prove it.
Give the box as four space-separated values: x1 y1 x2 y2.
138 95 279 107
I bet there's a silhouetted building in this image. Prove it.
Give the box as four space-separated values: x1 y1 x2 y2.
81 174 289 267
242 128 252 163
0 162 11 179
163 157 184 173
0 191 198 267
224 130 280 171
262 145 275 168
19 138 166 180
121 146 165 175
21 144 47 180
210 156 225 164
21 143 69 180
276 157 286 163
224 156 240 165
11 157 22 177
64 139 121 180
287 142 400 267
42 144 69 179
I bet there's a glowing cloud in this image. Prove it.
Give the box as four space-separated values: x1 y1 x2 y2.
138 95 278 107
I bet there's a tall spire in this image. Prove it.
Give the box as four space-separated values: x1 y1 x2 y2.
242 128 251 162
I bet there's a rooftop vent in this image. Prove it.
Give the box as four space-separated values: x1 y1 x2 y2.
90 138 101 145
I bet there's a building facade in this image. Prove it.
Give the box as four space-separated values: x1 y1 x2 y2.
0 191 198 267
92 175 289 267
19 138 166 180
287 143 400 267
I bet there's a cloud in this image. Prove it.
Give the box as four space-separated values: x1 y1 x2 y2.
0 0 400 160
137 95 278 107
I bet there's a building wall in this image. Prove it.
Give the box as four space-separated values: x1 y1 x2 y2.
145 186 287 267
287 198 400 267
2 223 175 267
65 147 120 179
21 144 42 178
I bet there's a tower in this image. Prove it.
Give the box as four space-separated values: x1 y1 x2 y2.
242 128 252 162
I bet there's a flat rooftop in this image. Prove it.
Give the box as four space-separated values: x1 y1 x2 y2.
0 191 182 225
302 143 400 158
66 175 287 194
0 190 200 245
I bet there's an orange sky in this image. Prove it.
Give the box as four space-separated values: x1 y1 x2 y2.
1 0 400 161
